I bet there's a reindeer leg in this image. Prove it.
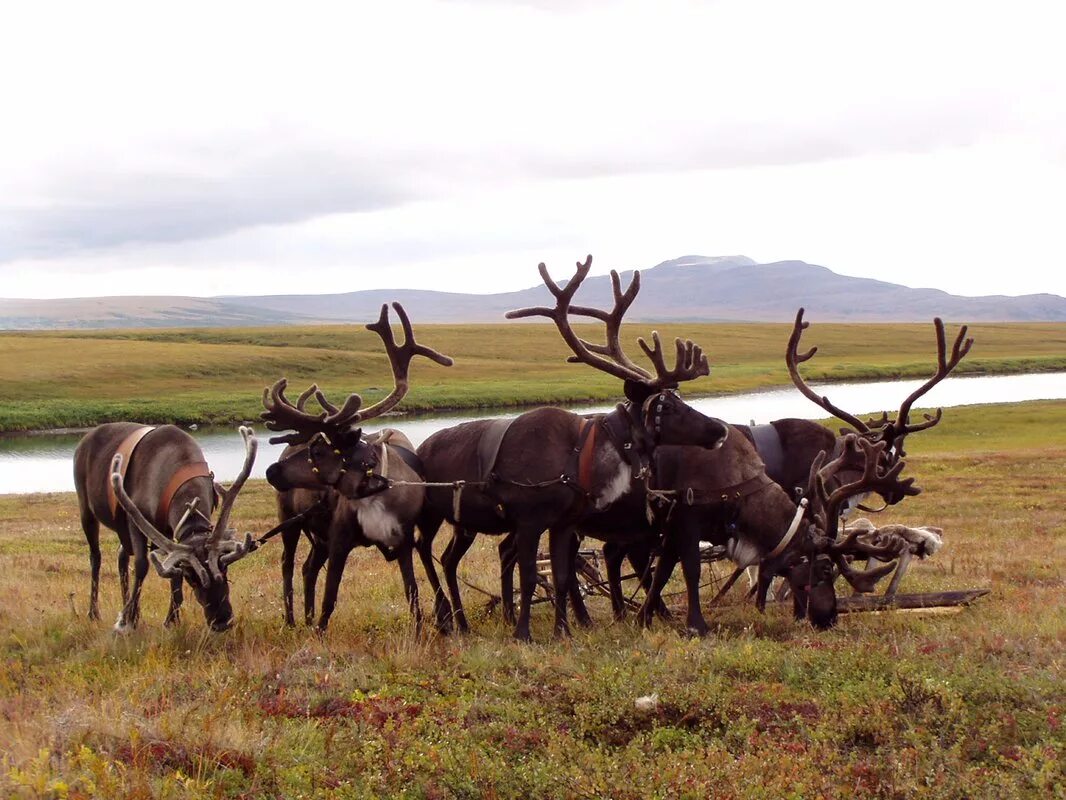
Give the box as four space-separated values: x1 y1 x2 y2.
415 521 452 634
79 506 102 621
498 532 519 625
629 541 671 620
316 534 353 632
638 537 679 630
302 537 329 627
396 539 424 635
280 526 300 627
678 527 709 637
116 527 149 632
513 527 542 642
603 541 628 620
117 542 131 607
568 537 593 628
442 527 477 633
548 527 575 639
164 576 183 627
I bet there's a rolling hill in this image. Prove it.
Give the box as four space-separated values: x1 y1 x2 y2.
3 255 1064 329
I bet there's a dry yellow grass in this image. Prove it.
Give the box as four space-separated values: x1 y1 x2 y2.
0 401 1063 797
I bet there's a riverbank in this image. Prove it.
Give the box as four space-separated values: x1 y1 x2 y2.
2 321 1065 432
0 402 1062 798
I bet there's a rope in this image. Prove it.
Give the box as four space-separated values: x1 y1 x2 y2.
252 498 328 548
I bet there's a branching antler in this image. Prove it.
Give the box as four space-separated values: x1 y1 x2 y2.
507 256 710 387
260 379 343 445
354 302 454 423
786 308 973 454
805 434 921 593
262 304 452 444
786 308 871 432
887 317 973 453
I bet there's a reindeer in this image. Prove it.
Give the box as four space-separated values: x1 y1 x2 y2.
415 256 730 641
260 303 453 632
583 308 973 617
73 424 257 632
636 427 921 632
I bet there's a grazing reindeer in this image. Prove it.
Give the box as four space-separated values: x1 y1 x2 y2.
261 303 453 632
638 428 919 632
73 424 257 631
587 308 973 616
417 256 729 641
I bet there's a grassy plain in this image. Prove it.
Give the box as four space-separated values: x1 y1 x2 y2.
2 321 1065 431
0 401 1063 798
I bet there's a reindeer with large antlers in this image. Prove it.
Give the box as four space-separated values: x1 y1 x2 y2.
261 303 453 632
582 308 973 622
414 256 729 641
73 424 257 632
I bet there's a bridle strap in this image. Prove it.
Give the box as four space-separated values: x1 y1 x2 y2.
157 461 213 531
107 426 156 517
766 497 809 559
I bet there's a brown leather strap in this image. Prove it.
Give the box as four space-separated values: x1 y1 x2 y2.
107 426 156 517
577 419 599 493
685 472 774 506
157 461 213 531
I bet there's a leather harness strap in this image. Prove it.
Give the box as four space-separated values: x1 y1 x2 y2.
107 426 156 517
749 423 786 485
681 471 774 506
157 461 213 531
477 417 515 481
575 418 599 493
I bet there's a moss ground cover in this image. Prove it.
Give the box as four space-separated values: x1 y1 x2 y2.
0 401 1063 797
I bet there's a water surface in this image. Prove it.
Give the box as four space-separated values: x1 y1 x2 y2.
2 372 1063 495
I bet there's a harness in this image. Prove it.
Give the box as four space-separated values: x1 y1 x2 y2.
107 426 214 532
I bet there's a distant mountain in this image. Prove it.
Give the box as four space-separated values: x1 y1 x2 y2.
3 255 1064 329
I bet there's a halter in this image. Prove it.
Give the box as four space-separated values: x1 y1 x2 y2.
640 388 679 447
303 432 389 497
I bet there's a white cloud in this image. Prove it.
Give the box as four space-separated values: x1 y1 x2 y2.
1 0 1064 299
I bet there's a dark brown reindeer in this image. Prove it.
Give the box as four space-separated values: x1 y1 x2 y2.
416 256 729 641
73 424 258 632
261 303 454 632
588 308 973 618
641 426 919 632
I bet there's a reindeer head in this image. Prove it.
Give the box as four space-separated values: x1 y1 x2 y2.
110 426 258 631
262 303 452 499
758 434 920 629
506 255 729 452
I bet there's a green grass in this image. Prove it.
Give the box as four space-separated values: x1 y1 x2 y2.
0 401 1063 798
2 321 1065 431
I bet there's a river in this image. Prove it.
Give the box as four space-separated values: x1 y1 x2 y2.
1 371 1063 495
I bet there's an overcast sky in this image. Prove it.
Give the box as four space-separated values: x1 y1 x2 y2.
2 0 1064 300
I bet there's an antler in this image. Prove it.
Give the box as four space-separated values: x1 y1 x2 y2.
208 426 257 548
260 378 355 445
351 302 454 423
809 435 921 541
110 454 211 585
805 435 921 593
786 309 973 452
786 308 872 433
507 256 709 387
885 317 973 453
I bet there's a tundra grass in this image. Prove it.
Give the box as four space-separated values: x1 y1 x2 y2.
0 401 1063 798
2 321 1065 431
